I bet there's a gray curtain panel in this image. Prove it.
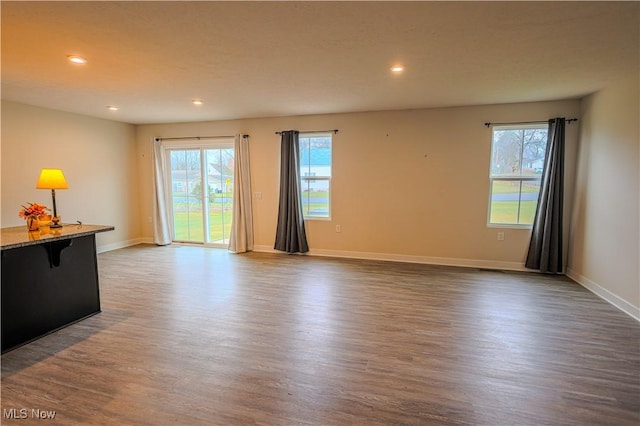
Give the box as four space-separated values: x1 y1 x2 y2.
525 118 565 273
274 130 309 253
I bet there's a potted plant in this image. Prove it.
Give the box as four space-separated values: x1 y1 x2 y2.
19 202 50 231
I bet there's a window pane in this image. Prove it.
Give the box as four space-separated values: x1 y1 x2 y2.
299 136 312 176
205 148 234 244
518 181 541 225
300 135 331 178
490 180 541 225
491 129 523 177
301 179 329 218
170 149 203 242
522 128 548 176
490 180 522 224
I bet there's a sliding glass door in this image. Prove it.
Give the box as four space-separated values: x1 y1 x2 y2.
165 140 234 246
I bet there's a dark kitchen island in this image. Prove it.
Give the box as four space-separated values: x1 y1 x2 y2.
1 224 114 353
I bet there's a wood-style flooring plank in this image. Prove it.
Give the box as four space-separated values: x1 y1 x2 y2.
2 244 639 425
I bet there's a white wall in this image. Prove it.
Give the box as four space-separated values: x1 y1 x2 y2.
136 99 580 270
568 73 640 319
1 101 141 251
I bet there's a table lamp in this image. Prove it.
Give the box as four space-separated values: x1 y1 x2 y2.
36 168 68 228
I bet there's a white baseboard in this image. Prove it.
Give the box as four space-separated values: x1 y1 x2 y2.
566 268 640 321
253 245 527 271
96 237 152 254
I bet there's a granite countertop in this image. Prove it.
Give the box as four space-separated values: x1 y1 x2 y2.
0 224 115 250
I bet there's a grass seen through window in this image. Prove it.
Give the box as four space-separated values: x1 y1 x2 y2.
172 194 232 243
489 180 540 225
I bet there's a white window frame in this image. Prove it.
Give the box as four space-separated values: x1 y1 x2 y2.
487 124 547 229
299 132 332 220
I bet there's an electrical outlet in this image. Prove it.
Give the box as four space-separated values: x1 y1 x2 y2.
336 225 341 233
254 192 262 200
497 232 505 241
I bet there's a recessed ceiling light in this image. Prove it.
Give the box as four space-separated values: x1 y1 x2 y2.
107 106 119 111
67 55 88 65
391 65 404 73
192 99 204 106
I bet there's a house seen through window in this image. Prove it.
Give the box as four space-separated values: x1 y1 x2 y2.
299 133 332 219
488 125 548 227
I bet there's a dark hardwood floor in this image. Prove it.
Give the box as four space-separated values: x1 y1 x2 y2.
2 244 639 425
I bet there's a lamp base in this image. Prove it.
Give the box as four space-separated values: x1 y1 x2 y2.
50 216 62 228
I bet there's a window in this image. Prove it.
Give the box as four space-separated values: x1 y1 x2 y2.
299 133 332 219
488 125 548 227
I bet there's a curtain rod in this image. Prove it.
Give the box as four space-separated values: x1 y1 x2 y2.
154 134 248 141
484 118 577 128
275 129 339 135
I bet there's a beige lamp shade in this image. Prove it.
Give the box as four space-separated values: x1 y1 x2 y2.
36 168 68 189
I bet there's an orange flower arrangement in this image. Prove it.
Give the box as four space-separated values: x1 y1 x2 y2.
18 202 50 219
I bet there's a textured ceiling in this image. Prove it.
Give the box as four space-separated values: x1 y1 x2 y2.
1 1 638 125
